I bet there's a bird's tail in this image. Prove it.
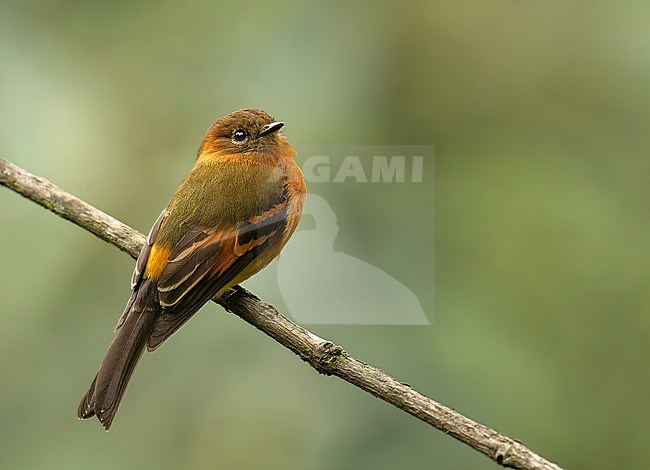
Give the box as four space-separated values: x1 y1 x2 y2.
77 282 159 430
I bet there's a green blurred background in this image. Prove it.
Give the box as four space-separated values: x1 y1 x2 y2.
1 1 649 469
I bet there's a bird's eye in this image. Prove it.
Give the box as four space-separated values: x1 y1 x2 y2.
232 129 248 143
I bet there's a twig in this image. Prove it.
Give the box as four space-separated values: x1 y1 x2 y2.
0 157 563 470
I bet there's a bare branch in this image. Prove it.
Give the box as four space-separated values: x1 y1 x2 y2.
0 157 563 470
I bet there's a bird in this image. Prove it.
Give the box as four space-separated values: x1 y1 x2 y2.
77 109 306 430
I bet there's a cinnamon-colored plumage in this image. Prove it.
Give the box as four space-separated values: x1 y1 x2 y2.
78 109 305 430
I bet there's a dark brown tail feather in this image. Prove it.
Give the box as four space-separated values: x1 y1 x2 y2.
146 308 197 352
77 282 159 430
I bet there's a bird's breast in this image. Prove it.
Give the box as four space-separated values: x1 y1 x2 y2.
155 158 285 247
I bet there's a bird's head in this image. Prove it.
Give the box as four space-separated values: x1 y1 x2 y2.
198 109 294 162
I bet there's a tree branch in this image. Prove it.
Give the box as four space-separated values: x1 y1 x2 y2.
0 157 563 470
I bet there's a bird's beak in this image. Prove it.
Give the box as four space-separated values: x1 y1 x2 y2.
259 121 284 137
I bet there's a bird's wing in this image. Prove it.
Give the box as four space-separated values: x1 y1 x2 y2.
146 186 290 350
115 209 167 330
